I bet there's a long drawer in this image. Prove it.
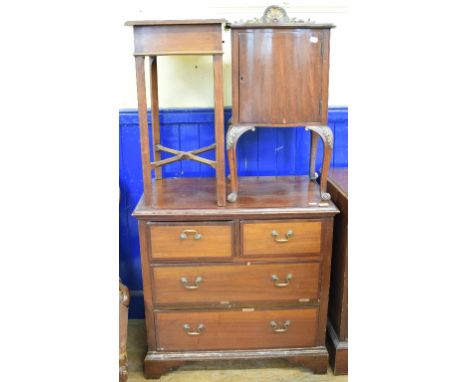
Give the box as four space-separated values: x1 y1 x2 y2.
149 222 233 260
242 220 322 256
152 262 321 305
155 308 318 351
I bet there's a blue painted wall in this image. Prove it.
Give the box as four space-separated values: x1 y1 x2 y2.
119 107 348 318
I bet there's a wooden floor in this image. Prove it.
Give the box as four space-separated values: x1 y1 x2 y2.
127 320 348 381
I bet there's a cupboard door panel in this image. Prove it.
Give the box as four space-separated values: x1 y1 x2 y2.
238 29 323 124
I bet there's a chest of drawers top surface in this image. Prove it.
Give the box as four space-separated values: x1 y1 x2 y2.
133 176 339 220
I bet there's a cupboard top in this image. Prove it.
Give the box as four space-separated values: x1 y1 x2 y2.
227 23 335 30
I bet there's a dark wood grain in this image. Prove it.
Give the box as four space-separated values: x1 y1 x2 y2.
137 220 156 350
133 176 338 220
231 27 332 126
128 20 227 205
134 176 338 378
126 19 227 26
152 262 321 305
241 220 322 256
227 24 334 203
237 29 323 124
155 308 318 351
149 222 233 259
326 168 348 375
213 53 226 206
228 23 335 29
132 24 223 56
149 56 162 180
134 56 151 205
128 11 340 379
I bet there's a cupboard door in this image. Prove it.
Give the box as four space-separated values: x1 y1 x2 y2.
238 29 324 125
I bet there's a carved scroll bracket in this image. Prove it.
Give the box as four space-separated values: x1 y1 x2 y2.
305 125 334 201
305 125 334 149
226 125 256 150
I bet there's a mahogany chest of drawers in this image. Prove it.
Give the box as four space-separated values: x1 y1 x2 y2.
133 176 339 379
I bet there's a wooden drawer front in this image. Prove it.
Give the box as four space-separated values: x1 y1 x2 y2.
155 308 318 351
149 223 233 260
153 262 320 305
242 220 322 256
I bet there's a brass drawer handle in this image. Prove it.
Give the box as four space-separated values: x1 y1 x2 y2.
271 273 293 287
271 230 294 243
180 229 202 240
183 323 204 336
270 320 291 333
180 276 203 290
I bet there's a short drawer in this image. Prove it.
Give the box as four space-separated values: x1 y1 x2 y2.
149 222 233 260
155 308 318 351
152 262 320 305
242 220 322 256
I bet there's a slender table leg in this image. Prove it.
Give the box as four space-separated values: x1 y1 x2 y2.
309 131 319 180
213 54 226 206
135 56 152 205
226 124 255 203
305 125 333 201
149 56 162 180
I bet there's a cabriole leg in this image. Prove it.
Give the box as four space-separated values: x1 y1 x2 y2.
309 130 319 180
226 124 255 202
305 125 334 201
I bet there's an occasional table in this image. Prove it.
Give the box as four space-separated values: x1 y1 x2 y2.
125 20 227 206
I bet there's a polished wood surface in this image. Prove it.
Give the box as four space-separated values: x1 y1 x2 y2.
155 308 318 351
229 23 335 29
326 168 348 375
242 220 322 256
230 25 332 126
134 56 152 204
125 19 227 26
149 222 233 259
329 168 348 194
149 57 161 180
133 176 338 219
152 262 321 305
227 20 334 203
127 20 227 206
238 29 323 124
132 24 222 56
134 175 338 378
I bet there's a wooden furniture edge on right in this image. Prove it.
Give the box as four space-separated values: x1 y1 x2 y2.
325 167 348 375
